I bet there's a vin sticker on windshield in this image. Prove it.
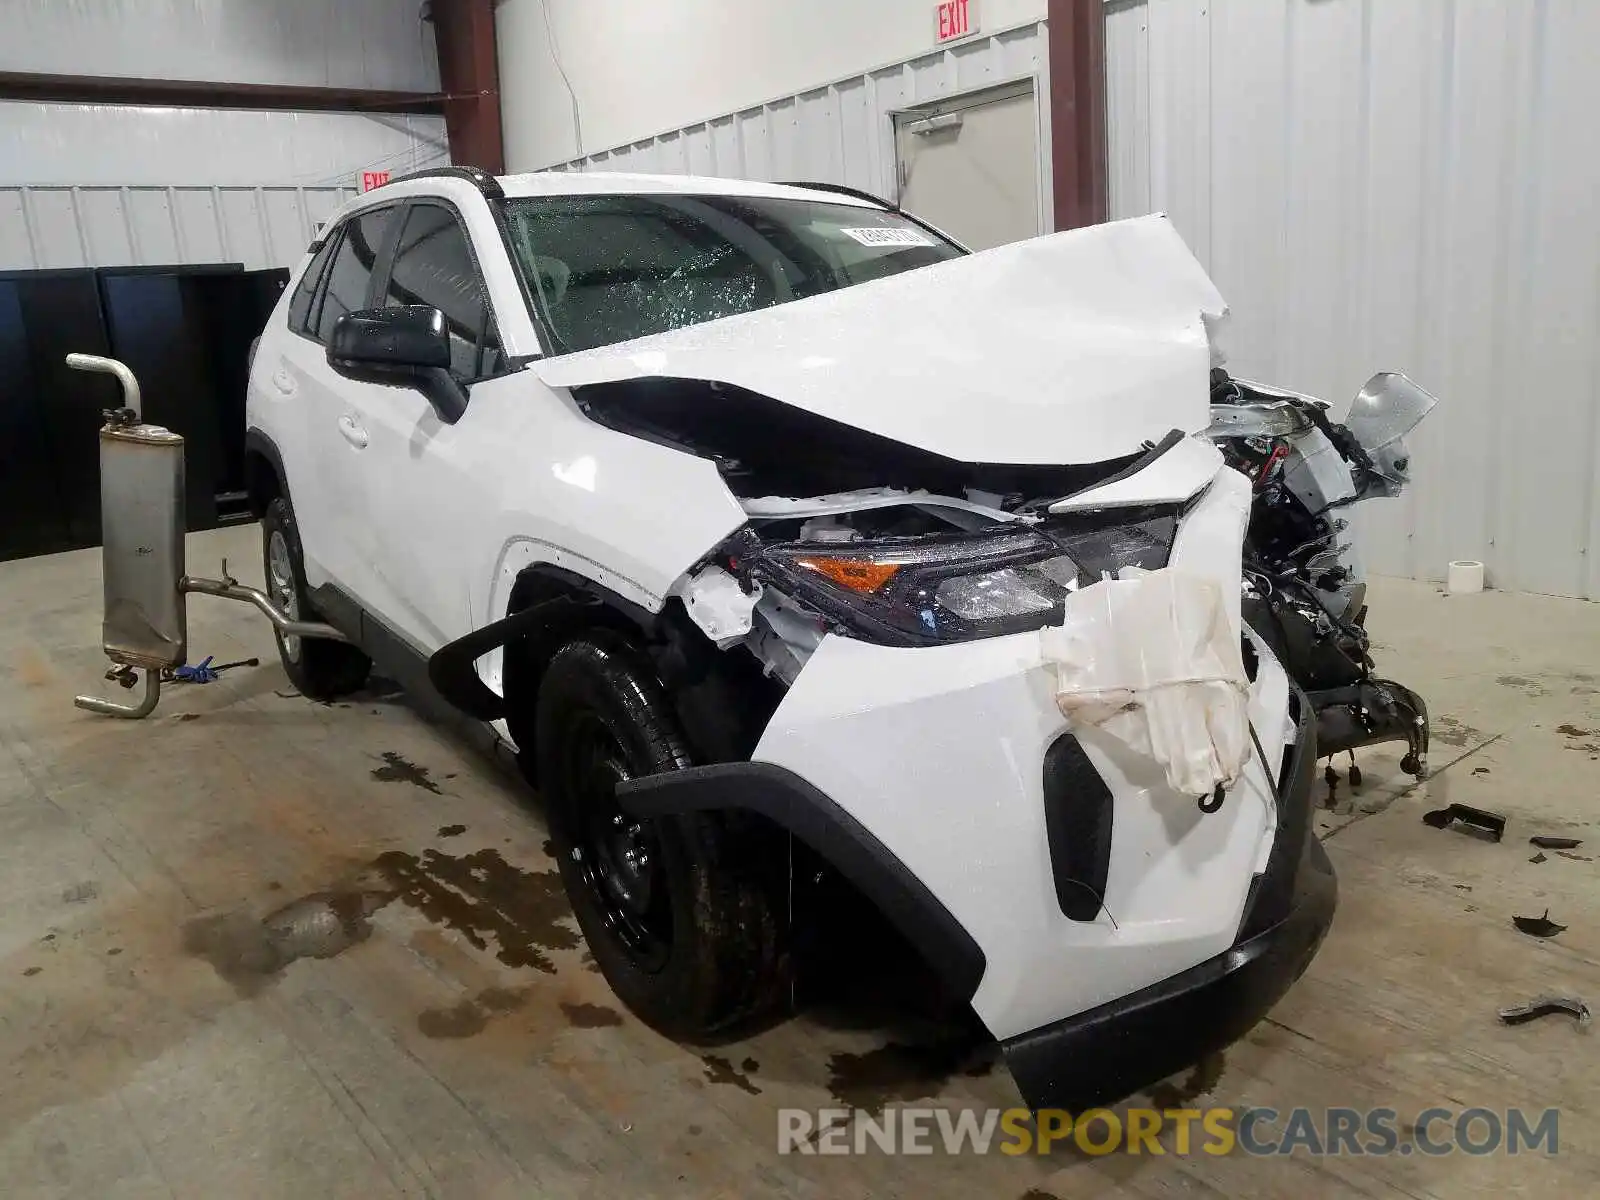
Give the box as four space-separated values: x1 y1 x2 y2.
838 226 936 248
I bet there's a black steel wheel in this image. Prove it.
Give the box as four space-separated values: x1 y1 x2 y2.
556 709 673 971
535 632 788 1037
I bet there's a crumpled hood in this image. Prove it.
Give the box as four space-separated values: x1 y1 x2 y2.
531 213 1226 466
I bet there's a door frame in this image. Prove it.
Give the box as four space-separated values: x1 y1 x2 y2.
886 76 1049 240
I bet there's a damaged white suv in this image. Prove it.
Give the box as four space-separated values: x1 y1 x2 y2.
245 167 1334 1110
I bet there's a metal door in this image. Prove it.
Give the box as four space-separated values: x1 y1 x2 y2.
895 84 1042 251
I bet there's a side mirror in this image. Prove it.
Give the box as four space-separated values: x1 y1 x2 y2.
327 306 467 423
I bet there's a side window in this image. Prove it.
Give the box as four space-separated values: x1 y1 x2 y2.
313 206 395 344
287 236 338 334
381 203 503 381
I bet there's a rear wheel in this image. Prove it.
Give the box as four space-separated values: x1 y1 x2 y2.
535 632 788 1037
261 495 372 700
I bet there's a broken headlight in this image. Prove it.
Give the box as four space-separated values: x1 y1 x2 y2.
755 509 1178 645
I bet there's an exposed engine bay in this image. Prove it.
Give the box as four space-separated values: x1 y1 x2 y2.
1207 369 1434 779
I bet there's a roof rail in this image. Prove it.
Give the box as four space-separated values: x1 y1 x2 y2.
386 164 504 199
776 180 897 210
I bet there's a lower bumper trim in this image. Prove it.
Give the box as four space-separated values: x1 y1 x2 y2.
1002 696 1335 1112
1002 837 1335 1112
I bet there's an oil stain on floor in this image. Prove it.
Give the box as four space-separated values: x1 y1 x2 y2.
373 847 579 972
560 1001 623 1028
182 886 393 997
184 847 580 993
825 1038 995 1114
1433 716 1482 748
417 985 532 1039
370 751 444 795
702 1054 762 1095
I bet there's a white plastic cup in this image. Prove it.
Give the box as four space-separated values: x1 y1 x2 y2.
1447 560 1485 594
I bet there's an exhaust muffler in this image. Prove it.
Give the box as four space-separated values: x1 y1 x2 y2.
67 353 348 719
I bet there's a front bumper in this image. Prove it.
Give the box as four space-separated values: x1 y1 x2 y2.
1001 703 1335 1110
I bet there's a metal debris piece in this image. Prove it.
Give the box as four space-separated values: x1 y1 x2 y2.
1530 836 1583 850
1422 803 1507 842
1531 852 1548 864
1512 909 1567 939
1498 995 1591 1031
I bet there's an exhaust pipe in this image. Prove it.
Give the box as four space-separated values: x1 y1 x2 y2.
68 354 346 719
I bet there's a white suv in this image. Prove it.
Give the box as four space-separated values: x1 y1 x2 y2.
245 166 1334 1111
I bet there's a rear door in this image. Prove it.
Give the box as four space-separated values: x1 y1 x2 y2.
274 204 399 601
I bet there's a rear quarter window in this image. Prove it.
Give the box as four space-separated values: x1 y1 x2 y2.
286 236 338 334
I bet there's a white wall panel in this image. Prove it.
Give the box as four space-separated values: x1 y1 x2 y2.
558 23 1049 216
0 102 448 190
0 185 358 272
2 0 439 91
498 0 1047 170
0 1 443 270
1107 0 1600 599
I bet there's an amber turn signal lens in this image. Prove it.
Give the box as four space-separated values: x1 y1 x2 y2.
796 556 901 594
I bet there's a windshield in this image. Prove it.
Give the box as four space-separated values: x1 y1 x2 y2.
500 193 965 354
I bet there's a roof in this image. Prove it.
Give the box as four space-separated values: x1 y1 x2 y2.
495 171 884 207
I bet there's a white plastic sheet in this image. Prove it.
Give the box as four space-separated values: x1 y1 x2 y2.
1040 569 1250 795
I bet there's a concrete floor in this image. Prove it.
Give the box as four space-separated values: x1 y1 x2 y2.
1 524 1596 1198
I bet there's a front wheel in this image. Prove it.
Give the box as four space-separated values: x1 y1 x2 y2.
261 495 372 700
535 633 788 1037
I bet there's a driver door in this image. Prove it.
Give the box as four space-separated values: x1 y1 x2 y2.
272 204 399 604
341 199 508 652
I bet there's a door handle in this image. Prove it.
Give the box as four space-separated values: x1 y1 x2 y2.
271 369 296 396
337 415 369 449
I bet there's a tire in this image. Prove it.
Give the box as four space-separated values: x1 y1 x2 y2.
536 632 788 1038
262 495 372 700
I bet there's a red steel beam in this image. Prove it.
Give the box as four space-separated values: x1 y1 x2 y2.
0 70 445 114
429 0 505 174
1047 0 1109 229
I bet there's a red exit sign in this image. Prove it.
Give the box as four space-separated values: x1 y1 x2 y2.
361 170 391 192
935 0 979 45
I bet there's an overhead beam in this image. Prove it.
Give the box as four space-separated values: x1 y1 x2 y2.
1047 0 1108 229
0 70 446 115
429 0 504 174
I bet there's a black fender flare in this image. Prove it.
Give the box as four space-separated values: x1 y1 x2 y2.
427 564 655 721
243 428 289 517
616 760 987 1002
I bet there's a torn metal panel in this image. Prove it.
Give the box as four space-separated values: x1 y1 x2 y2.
742 487 1032 527
1050 434 1223 512
534 214 1225 466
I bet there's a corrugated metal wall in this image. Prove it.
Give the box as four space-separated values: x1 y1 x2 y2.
0 0 446 273
1106 0 1600 599
0 184 356 273
555 21 1050 223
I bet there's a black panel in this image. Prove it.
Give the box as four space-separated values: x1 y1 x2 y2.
0 270 118 554
98 265 284 531
189 269 289 520
1041 734 1115 921
99 271 223 530
0 281 74 558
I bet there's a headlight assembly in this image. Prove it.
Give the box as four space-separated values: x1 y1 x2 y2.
753 507 1178 645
